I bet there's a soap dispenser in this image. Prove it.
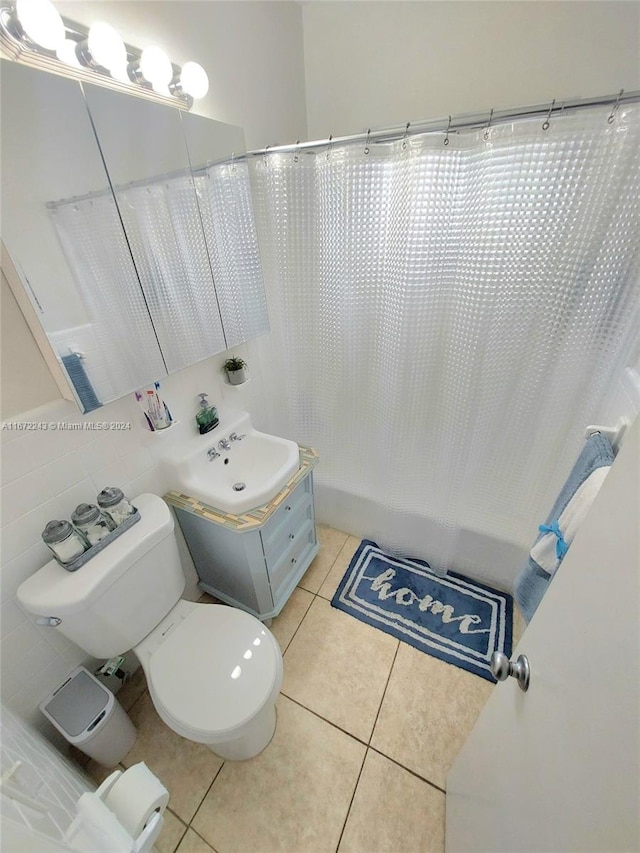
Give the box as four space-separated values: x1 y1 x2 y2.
196 393 219 435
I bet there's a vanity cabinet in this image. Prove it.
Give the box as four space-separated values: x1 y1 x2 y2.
167 452 319 621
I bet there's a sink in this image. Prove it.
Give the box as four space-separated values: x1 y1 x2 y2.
161 410 300 514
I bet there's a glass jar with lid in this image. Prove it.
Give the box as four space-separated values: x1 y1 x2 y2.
71 503 114 546
42 520 88 567
97 487 135 527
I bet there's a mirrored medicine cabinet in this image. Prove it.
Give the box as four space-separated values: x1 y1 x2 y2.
0 59 268 413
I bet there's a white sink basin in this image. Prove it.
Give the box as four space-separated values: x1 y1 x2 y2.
161 410 300 514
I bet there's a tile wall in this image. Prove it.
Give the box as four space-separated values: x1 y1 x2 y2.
0 348 260 732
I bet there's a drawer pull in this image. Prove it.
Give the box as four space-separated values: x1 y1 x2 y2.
285 505 292 512
291 558 297 564
289 533 295 540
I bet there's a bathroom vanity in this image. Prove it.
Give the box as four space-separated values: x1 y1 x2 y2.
165 447 319 621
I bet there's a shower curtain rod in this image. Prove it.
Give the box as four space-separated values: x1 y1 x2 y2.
241 89 640 159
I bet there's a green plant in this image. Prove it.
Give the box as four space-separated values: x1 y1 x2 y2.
224 356 247 372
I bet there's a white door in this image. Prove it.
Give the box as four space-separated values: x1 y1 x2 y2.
446 416 640 853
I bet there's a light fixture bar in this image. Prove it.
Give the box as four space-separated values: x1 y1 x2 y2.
0 1 208 109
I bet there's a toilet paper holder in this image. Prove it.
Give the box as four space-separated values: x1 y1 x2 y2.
67 762 169 853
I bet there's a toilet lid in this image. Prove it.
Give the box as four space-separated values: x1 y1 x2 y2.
148 605 281 737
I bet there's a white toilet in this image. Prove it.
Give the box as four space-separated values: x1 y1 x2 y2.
17 493 283 761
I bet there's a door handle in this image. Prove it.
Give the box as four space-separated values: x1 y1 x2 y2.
491 651 531 692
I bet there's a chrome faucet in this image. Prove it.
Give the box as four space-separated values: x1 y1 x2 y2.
218 438 231 450
229 432 246 441
207 446 220 460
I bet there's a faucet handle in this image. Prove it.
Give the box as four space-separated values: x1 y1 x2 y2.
207 446 220 460
229 432 246 441
218 438 231 450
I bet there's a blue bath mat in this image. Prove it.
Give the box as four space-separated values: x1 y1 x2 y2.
331 540 512 682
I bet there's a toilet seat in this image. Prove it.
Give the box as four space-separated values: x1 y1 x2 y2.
145 604 282 743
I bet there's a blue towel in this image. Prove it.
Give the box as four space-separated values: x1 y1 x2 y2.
514 433 614 623
61 353 101 413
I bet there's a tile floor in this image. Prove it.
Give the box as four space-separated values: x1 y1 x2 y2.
77 525 526 853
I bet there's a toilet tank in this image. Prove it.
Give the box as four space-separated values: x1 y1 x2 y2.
17 494 185 658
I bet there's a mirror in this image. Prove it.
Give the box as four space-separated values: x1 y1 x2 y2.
1 60 270 415
181 112 270 348
83 84 231 373
0 59 167 412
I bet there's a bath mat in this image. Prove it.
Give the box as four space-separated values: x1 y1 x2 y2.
331 540 512 682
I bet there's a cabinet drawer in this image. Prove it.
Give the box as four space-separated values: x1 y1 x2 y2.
266 519 315 598
261 476 312 553
263 497 313 562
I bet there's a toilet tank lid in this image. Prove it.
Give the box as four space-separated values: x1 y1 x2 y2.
17 494 174 618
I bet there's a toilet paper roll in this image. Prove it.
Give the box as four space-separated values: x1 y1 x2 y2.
103 762 169 839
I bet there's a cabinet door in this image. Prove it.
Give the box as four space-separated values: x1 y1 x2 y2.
83 84 227 373
181 113 270 347
0 60 167 411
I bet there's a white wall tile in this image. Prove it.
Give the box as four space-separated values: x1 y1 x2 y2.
0 469 52 527
1 495 62 565
1 597 27 636
78 438 120 476
1 541 51 603
42 452 89 496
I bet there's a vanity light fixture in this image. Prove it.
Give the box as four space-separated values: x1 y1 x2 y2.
0 0 210 109
10 0 64 51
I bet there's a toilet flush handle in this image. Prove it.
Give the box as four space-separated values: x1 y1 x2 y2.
35 617 62 627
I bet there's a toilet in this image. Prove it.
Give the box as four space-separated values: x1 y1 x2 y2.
16 493 283 761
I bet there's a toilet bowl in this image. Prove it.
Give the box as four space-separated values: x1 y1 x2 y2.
16 493 283 761
135 600 283 760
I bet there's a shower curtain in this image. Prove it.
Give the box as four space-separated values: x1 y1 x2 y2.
247 104 640 582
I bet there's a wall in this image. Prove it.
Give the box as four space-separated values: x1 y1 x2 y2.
0 0 306 734
302 1 640 139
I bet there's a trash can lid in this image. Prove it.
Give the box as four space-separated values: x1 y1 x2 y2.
41 667 110 738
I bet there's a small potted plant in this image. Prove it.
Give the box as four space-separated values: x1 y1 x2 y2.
224 356 248 386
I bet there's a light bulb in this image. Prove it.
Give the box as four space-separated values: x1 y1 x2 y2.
180 61 209 99
15 0 65 51
87 22 126 73
56 37 81 68
140 45 173 93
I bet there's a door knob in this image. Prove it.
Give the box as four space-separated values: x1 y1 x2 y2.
490 651 530 692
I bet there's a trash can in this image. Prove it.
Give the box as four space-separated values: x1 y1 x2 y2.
40 666 136 767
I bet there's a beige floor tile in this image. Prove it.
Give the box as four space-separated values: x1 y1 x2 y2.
512 603 527 647
122 692 224 823
118 665 147 711
270 586 314 653
339 749 445 853
318 536 361 601
176 828 216 853
192 695 365 853
156 808 188 853
84 760 125 787
371 643 493 789
282 596 398 742
298 525 350 593
198 592 223 605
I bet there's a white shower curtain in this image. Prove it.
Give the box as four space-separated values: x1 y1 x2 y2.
247 104 640 582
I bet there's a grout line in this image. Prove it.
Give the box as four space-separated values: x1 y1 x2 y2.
186 824 220 852
367 640 400 747
188 759 226 826
280 587 315 655
280 693 370 748
335 746 368 853
367 744 446 794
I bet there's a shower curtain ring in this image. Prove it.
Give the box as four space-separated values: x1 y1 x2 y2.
230 152 237 173
402 122 411 150
263 145 270 167
326 134 333 160
293 141 300 163
483 109 494 141
444 116 452 146
364 129 371 155
608 89 624 124
542 99 556 131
